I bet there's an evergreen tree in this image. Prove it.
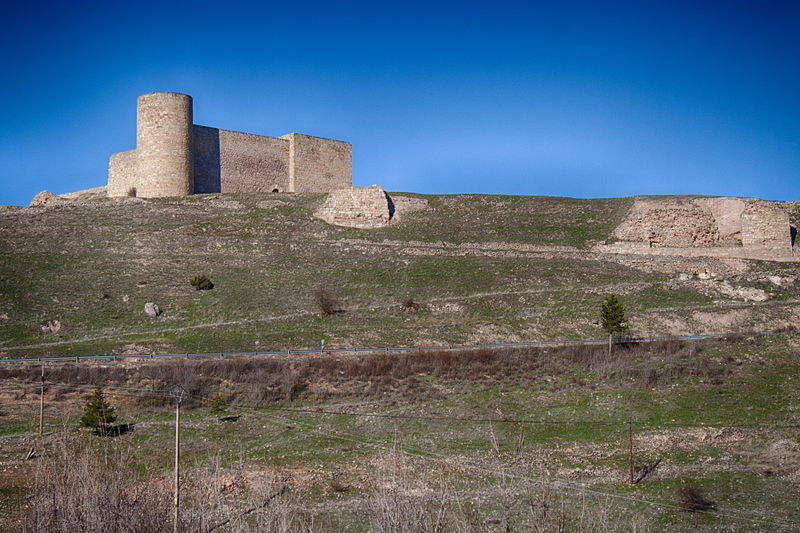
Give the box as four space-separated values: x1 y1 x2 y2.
209 393 228 421
80 386 117 433
600 295 628 355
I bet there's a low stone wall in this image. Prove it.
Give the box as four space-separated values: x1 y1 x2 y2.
596 242 796 261
315 186 394 228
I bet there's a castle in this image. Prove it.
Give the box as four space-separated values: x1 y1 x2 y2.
108 92 351 197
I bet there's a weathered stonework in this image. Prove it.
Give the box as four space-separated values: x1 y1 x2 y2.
742 203 792 252
606 197 795 260
316 186 395 228
283 133 352 193
193 126 290 194
108 92 351 198
29 191 67 207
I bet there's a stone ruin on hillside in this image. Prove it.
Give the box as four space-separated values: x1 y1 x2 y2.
605 197 795 260
315 185 395 228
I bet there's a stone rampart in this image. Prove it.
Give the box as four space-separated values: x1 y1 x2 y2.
608 197 794 260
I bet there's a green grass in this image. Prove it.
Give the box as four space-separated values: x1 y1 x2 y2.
1 193 798 359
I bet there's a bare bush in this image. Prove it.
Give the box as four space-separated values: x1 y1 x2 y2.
676 484 715 512
0 339 724 406
366 453 644 533
24 438 172 532
23 436 313 533
314 289 339 316
401 297 420 312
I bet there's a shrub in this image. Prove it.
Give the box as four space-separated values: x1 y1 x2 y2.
677 485 715 512
401 297 420 311
190 274 214 291
209 393 228 420
314 289 339 316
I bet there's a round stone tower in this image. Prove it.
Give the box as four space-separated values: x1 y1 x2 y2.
135 92 193 197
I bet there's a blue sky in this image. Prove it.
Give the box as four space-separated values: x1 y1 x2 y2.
1 0 797 205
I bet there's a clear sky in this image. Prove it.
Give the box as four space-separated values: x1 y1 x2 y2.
1 0 797 205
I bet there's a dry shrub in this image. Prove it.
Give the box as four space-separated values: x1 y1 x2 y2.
401 297 420 312
24 438 172 532
24 436 313 533
0 339 724 406
676 484 715 512
314 289 339 316
366 454 643 532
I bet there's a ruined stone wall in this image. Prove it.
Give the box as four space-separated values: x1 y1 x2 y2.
315 186 394 228
742 203 792 251
608 197 794 260
107 149 138 197
612 198 720 247
192 126 290 194
694 197 747 241
284 133 351 192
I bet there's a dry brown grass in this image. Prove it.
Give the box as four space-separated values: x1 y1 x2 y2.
0 339 721 406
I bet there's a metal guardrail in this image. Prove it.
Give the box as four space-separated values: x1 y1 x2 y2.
0 328 792 365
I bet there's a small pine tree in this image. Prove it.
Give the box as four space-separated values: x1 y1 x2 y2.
80 386 117 434
209 393 228 421
600 294 628 355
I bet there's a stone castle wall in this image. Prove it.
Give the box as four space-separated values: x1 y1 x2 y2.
107 92 351 197
193 126 291 194
107 149 138 197
284 133 352 193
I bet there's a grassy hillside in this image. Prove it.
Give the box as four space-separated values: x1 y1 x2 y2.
1 192 799 531
0 192 798 358
1 334 799 531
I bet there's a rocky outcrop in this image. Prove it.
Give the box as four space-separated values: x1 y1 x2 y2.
315 186 395 229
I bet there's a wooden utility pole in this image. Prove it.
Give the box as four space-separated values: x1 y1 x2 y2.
38 365 44 436
627 417 634 485
173 387 185 533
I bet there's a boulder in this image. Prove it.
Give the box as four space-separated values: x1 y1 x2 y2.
40 320 61 334
144 302 161 317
